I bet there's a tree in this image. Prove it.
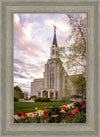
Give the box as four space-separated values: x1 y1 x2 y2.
14 86 24 100
24 92 29 100
70 75 86 101
14 86 23 92
67 14 86 72
61 85 71 101
55 14 87 100
56 14 87 75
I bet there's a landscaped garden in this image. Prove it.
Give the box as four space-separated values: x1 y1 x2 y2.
14 101 72 114
14 101 86 123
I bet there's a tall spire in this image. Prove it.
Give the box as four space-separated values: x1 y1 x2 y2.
52 25 57 47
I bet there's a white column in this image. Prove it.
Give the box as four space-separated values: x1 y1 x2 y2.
48 91 50 98
37 92 38 97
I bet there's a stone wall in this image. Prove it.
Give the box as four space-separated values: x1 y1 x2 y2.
31 78 44 96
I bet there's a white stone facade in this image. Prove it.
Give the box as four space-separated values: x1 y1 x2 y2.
31 59 67 100
31 26 83 100
31 79 44 97
31 26 68 100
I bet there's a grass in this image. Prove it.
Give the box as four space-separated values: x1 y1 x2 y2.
14 101 72 114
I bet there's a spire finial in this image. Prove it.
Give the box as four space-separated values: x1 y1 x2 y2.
52 25 57 47
54 25 56 32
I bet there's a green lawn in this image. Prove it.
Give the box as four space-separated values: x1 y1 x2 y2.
14 101 72 114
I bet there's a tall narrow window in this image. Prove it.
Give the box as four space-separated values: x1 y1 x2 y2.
50 62 54 89
52 49 54 55
47 64 49 88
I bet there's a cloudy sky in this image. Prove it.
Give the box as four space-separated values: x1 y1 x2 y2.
13 13 85 96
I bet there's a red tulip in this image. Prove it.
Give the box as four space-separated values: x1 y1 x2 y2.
79 102 83 105
44 110 48 114
17 113 23 117
75 107 79 111
45 115 48 118
23 113 27 117
62 106 66 110
44 104 47 106
70 108 80 115
70 111 74 115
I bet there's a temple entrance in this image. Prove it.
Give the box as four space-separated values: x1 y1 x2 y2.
50 92 54 99
43 90 48 98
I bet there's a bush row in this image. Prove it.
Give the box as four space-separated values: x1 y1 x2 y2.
34 97 50 102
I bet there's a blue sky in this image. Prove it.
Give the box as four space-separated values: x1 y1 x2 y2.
14 13 86 96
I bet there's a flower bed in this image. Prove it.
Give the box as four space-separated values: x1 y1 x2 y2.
14 101 86 123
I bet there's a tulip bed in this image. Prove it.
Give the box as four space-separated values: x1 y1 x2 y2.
14 101 86 123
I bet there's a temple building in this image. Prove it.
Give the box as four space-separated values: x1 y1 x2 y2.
31 26 78 100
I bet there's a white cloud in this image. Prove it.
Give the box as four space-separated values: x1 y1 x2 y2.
14 14 20 25
23 21 39 41
45 18 71 33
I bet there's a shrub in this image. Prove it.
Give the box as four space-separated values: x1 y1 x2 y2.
72 111 86 123
41 97 50 102
34 97 41 102
34 97 50 102
14 97 18 102
29 95 37 100
70 95 81 99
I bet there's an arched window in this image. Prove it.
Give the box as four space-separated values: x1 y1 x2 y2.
43 90 48 98
50 62 54 65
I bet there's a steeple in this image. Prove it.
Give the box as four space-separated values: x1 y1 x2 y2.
52 25 57 47
50 26 58 59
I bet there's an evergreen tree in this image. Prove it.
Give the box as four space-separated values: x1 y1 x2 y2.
14 86 24 100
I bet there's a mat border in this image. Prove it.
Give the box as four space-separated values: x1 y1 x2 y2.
0 0 99 137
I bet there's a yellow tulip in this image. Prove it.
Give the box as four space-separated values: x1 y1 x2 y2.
37 110 44 113
27 113 33 117
51 114 58 117
61 110 66 113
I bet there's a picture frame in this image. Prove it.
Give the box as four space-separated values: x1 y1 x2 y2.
0 0 99 136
